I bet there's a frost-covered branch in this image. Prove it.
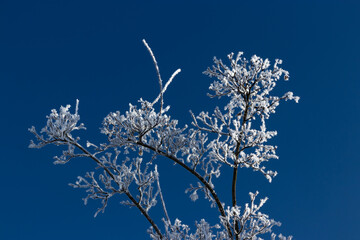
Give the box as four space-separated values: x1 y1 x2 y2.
149 218 227 240
192 52 298 239
29 102 163 238
196 53 299 182
220 192 292 240
29 41 298 239
143 39 181 113
101 102 233 236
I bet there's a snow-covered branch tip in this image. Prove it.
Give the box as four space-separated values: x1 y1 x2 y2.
28 99 85 149
142 39 181 111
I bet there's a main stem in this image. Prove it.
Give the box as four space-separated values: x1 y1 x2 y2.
232 165 239 239
232 87 252 239
232 138 242 239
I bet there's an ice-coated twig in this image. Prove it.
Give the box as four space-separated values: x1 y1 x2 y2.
142 39 181 112
152 68 181 111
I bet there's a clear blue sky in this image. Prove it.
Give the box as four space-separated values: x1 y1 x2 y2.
0 0 359 239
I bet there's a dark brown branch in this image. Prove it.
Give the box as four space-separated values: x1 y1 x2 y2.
68 137 163 239
136 141 233 239
125 191 163 239
232 88 253 239
231 165 239 239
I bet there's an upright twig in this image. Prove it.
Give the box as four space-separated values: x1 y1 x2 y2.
143 39 181 113
155 165 171 226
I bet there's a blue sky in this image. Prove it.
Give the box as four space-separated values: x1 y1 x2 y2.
0 0 359 239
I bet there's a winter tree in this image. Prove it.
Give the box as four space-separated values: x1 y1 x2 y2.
29 40 299 240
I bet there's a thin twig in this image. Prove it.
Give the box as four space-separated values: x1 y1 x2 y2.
155 165 171 226
136 140 233 239
143 39 181 113
142 39 164 112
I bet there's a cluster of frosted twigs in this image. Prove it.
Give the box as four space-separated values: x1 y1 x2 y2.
30 40 298 240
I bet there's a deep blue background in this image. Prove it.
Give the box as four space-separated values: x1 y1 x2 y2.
0 0 359 239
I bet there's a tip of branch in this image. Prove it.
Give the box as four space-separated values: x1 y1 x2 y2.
142 39 150 50
75 99 79 115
